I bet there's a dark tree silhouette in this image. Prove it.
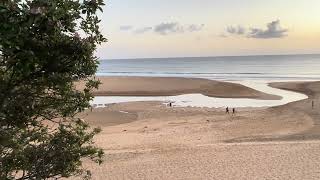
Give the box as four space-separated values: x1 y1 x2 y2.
0 0 106 179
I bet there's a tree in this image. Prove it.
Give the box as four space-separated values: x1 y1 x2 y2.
0 0 106 179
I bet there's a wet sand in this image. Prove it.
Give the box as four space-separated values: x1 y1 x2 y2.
73 81 320 180
77 76 280 99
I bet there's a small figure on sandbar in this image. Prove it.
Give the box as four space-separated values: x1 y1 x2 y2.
312 100 314 109
226 107 229 114
232 108 236 114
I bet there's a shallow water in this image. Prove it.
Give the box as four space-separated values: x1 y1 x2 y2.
91 81 308 108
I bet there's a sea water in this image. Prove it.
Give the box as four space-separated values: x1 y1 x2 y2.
97 54 320 81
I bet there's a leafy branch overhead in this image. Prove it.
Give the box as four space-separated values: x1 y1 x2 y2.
0 0 106 179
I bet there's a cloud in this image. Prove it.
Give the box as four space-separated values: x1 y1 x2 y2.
187 24 205 32
248 20 288 39
226 25 246 35
154 22 184 35
119 25 133 31
120 22 205 35
134 27 153 34
154 22 204 35
224 20 288 39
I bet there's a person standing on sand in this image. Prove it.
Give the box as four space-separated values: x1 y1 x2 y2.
226 107 229 114
232 108 236 114
312 100 314 109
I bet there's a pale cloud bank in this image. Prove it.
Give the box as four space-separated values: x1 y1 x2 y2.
134 27 153 34
154 22 184 35
224 20 288 39
226 25 246 35
248 20 288 39
119 25 133 31
120 22 205 35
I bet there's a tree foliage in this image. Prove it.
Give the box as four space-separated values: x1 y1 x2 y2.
0 0 106 179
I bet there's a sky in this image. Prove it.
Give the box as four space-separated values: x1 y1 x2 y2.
96 0 320 59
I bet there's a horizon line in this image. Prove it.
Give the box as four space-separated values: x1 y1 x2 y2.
100 53 320 61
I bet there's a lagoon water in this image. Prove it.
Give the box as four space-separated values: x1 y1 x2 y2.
92 54 320 108
92 81 308 108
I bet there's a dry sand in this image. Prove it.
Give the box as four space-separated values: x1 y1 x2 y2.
73 80 320 180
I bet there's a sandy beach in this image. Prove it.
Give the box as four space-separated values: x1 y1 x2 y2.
77 77 280 99
74 78 320 179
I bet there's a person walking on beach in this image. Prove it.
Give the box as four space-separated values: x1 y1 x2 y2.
226 107 229 114
232 108 236 114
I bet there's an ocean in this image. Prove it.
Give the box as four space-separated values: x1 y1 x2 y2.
97 54 320 81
